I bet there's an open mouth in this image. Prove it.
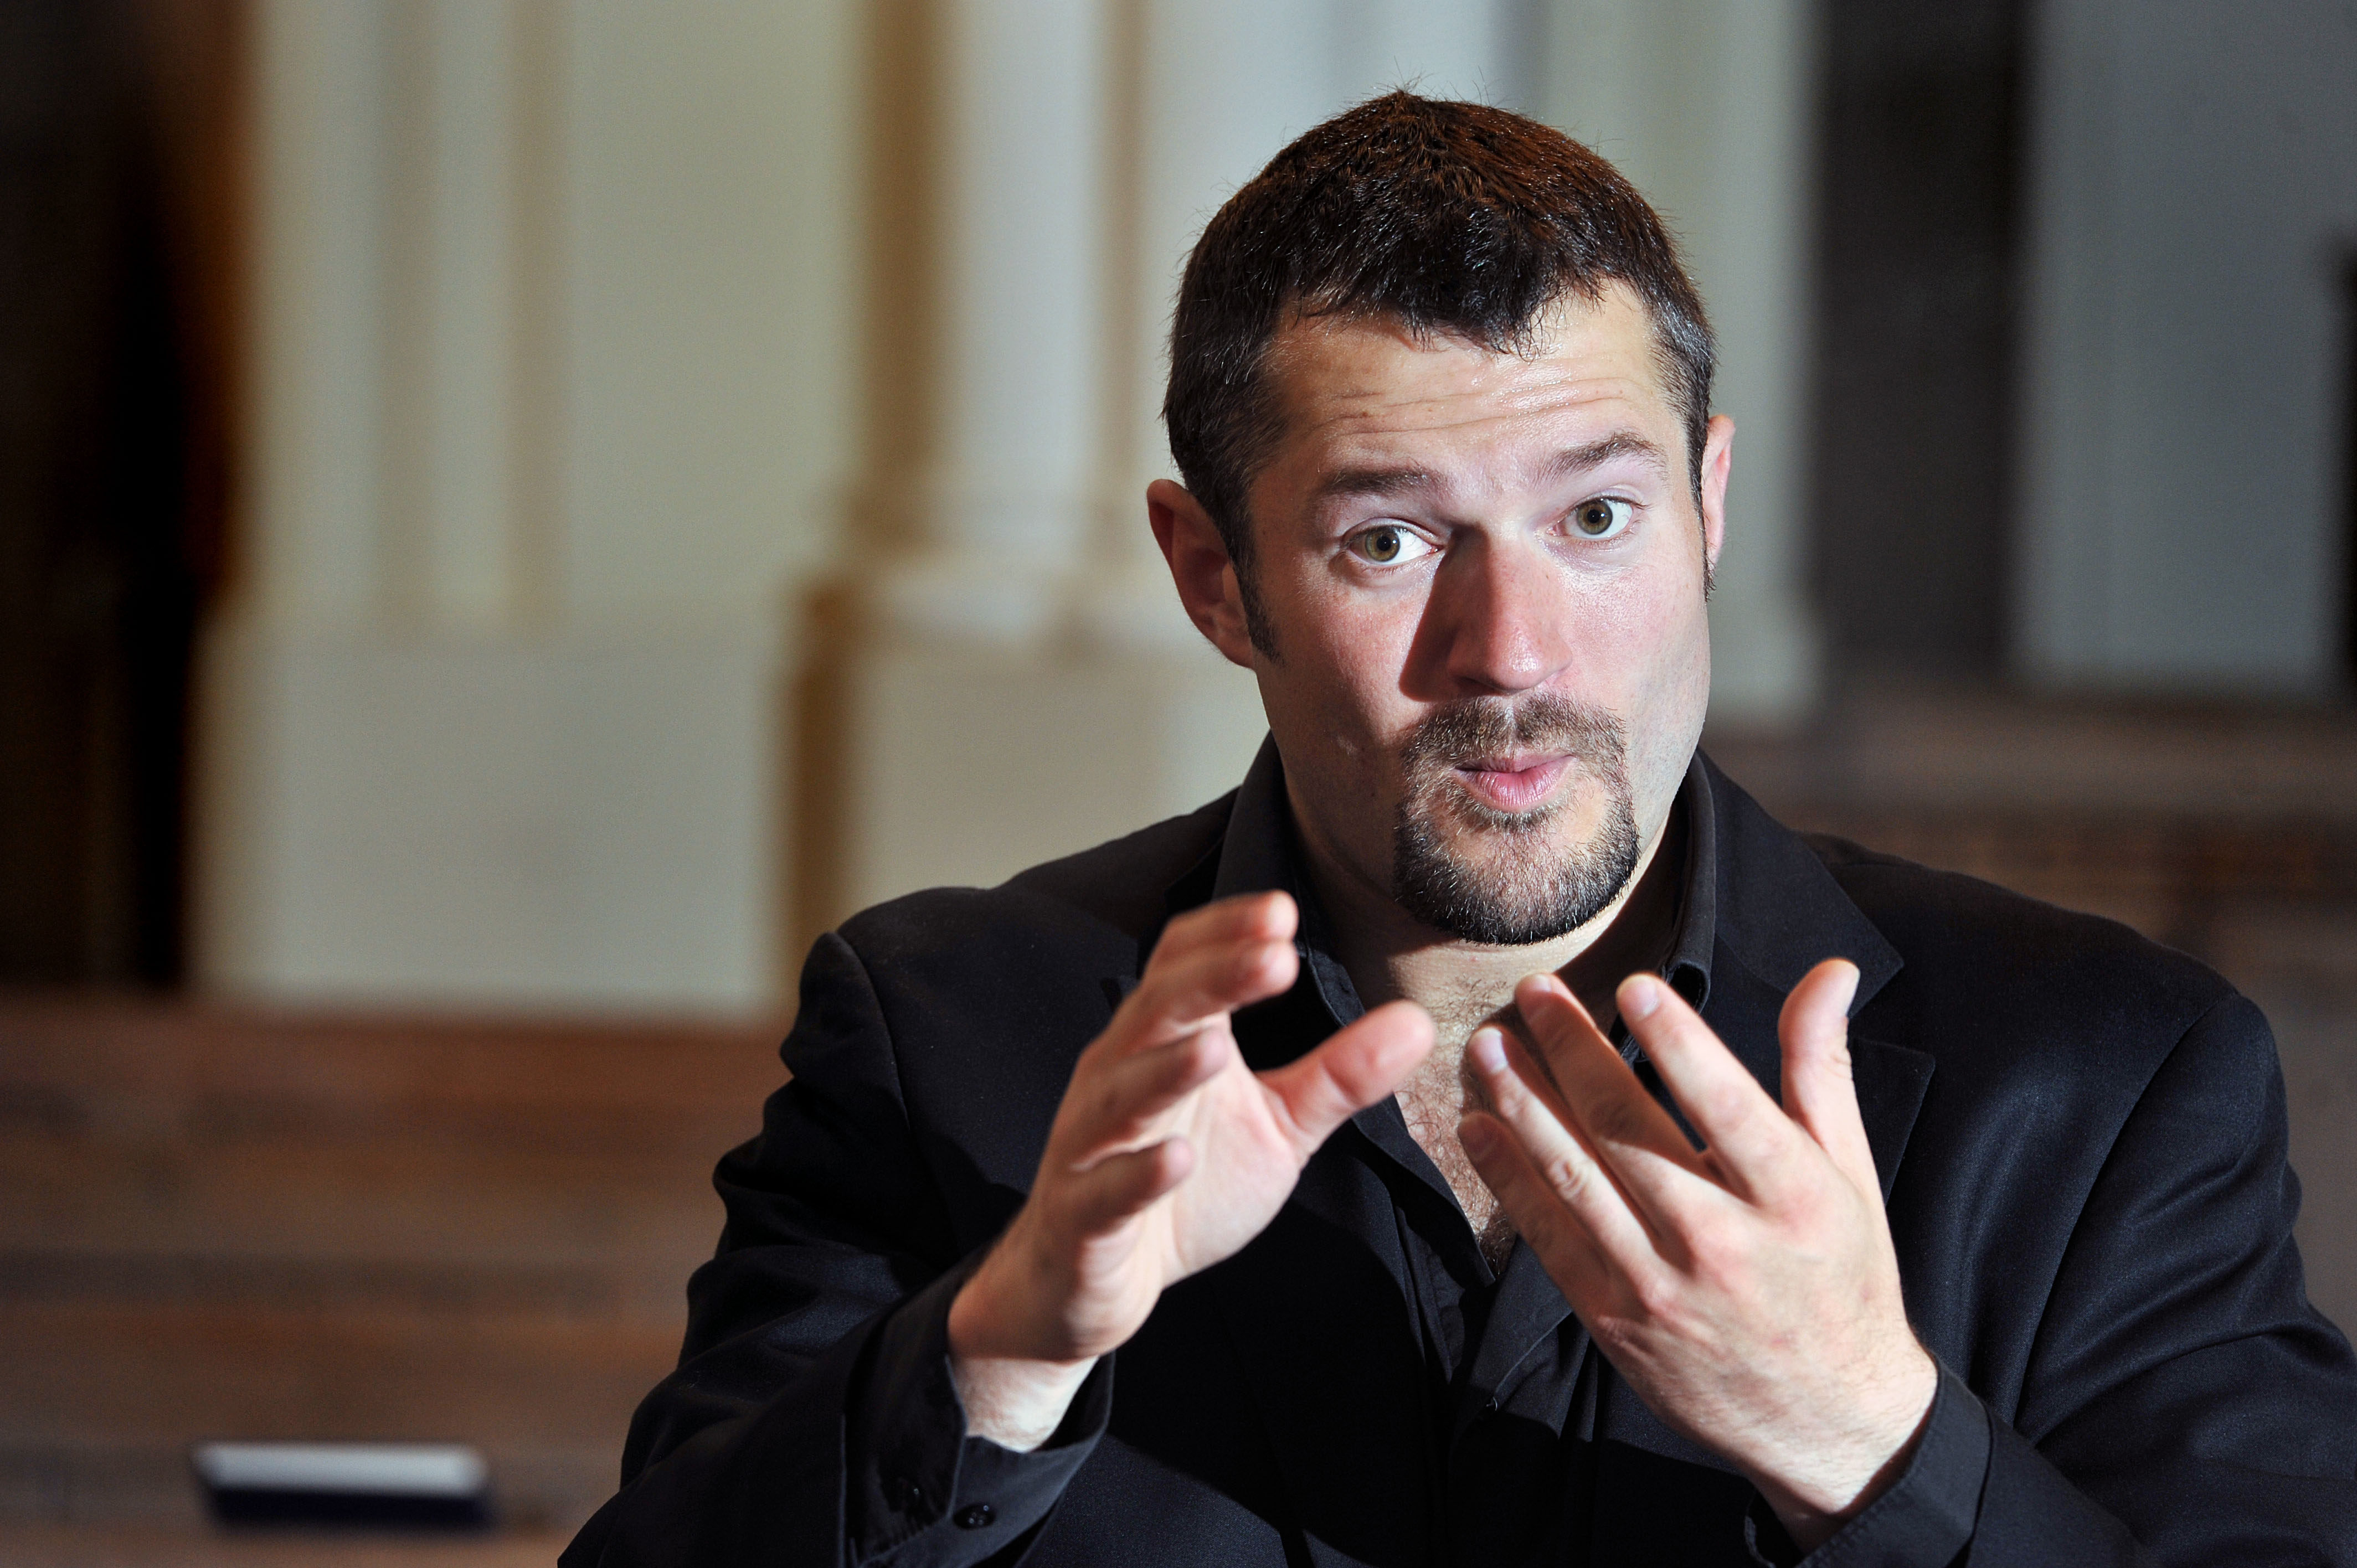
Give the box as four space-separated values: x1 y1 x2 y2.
1454 754 1572 814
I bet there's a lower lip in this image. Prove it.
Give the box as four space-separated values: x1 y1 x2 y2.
1459 756 1571 812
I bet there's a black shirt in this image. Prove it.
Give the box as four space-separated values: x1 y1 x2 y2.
1209 742 1714 1564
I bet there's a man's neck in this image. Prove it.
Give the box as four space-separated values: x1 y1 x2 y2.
1294 795 1689 1048
1289 788 1691 1264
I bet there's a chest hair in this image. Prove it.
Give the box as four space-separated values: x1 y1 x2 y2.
1394 1036 1519 1272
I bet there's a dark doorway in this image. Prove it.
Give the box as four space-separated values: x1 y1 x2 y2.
0 1 240 986
1807 2 2026 684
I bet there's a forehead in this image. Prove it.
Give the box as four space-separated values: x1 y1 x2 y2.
1259 286 1672 469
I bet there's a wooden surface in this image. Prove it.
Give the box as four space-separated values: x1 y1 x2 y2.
0 1003 786 1540
0 1523 570 1568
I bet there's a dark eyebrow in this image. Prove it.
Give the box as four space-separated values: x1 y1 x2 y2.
1310 465 1436 503
1311 432 1669 506
1546 431 1670 482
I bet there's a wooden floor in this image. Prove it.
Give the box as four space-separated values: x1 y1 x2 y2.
0 1003 786 1557
3 690 2353 1562
0 1523 571 1567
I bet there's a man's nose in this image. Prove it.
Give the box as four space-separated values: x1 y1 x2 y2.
1433 534 1576 695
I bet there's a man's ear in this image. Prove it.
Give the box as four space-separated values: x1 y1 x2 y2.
1147 478 1262 669
1697 414 1735 580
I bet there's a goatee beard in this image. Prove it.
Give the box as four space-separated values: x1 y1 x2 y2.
1390 693 1640 946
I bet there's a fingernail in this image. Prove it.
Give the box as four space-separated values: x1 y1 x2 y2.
1458 1117 1495 1157
1620 974 1662 1020
1467 1027 1507 1075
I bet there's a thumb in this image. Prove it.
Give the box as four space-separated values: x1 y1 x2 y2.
1779 958 1881 1198
1259 1000 1434 1159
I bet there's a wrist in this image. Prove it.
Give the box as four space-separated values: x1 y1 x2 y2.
947 1229 1099 1451
1758 1345 1939 1551
948 1349 1096 1452
949 1223 1055 1362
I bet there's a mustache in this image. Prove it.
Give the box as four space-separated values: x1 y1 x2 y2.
1398 693 1627 775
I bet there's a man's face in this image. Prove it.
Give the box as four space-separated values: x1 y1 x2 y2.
1171 286 1730 945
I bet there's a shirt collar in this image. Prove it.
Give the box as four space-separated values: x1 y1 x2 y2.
1196 736 1720 1031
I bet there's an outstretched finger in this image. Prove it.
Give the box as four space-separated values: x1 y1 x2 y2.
1461 1023 1665 1268
1056 1029 1230 1159
1777 958 1879 1200
1455 1107 1622 1313
1258 1000 1434 1159
1514 975 1700 1178
1147 891 1297 970
1609 972 1808 1204
1116 930 1299 1052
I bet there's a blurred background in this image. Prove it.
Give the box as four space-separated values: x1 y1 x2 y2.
2 0 2353 1559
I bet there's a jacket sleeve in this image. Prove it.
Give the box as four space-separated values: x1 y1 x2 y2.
1786 991 2357 1568
560 930 1111 1568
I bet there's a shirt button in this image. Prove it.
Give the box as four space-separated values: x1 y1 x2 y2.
954 1503 996 1529
887 1477 923 1513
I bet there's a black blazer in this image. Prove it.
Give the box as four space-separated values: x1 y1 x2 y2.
566 750 2356 1567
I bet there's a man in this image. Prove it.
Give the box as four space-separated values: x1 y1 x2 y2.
564 95 2355 1566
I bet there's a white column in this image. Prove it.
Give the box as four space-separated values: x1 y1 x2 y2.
819 0 1213 925
867 0 1108 641
817 0 1131 924
1540 0 1823 723
201 0 859 1012
202 0 399 988
244 0 390 633
399 0 524 630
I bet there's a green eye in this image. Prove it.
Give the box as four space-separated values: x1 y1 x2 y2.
1573 497 1633 538
1347 523 1435 566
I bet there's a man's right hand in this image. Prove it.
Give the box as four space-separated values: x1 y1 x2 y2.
945 891 1434 1448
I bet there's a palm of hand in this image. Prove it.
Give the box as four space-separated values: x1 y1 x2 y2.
1053 1027 1320 1354
1151 1035 1322 1277
956 892 1433 1369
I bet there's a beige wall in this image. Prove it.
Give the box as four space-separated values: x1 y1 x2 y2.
203 0 1822 1011
200 0 858 1010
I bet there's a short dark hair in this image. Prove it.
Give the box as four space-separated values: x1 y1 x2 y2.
1164 92 1716 584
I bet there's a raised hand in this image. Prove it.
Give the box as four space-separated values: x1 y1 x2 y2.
948 891 1433 1447
1457 960 1936 1550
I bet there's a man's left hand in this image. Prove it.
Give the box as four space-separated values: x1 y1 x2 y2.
1456 958 1937 1551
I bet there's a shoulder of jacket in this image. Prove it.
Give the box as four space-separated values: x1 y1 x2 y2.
1806 832 2238 1051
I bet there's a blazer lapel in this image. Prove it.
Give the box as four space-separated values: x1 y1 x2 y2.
1851 1035 1936 1201
1698 755 1934 1198
1700 958 1934 1203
